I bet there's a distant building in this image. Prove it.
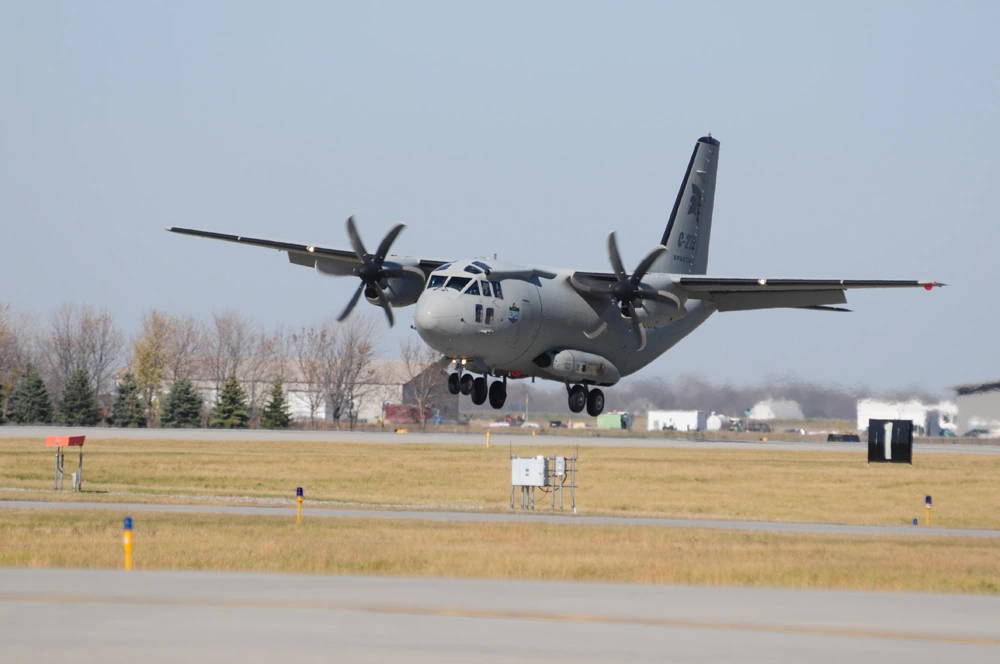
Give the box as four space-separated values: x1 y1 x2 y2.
953 381 1000 436
647 410 706 432
855 399 957 436
749 399 803 421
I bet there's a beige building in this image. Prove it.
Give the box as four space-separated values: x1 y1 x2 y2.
953 381 1000 436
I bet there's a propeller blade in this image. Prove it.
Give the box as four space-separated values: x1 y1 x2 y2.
382 265 427 281
374 223 406 262
345 216 368 259
607 233 627 281
583 321 608 339
631 246 667 284
626 301 647 351
337 282 366 322
633 289 682 308
569 273 613 298
373 284 395 327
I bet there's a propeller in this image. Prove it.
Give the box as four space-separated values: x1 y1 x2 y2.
570 233 678 351
337 216 413 326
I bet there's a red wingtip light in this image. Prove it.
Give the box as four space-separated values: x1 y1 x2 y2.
923 281 941 291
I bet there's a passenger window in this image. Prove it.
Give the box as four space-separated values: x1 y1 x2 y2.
427 275 447 288
491 281 503 299
445 277 471 291
485 307 494 324
466 281 480 296
475 304 483 323
480 281 492 297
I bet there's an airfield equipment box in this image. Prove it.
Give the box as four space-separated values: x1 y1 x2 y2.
512 456 548 487
867 419 913 464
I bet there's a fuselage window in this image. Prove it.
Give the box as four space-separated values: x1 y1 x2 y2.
480 281 492 297
464 265 482 275
491 280 503 299
445 276 471 291
466 281 480 296
427 274 447 288
475 304 483 323
485 307 494 324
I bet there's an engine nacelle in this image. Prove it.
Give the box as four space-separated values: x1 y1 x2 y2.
365 274 424 307
543 349 621 386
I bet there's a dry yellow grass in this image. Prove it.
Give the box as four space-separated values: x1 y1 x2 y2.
1 509 997 593
2 437 998 528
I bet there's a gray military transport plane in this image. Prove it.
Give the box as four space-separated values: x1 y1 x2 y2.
169 135 942 416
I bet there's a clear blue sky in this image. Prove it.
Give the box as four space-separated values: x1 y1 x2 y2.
2 1 997 392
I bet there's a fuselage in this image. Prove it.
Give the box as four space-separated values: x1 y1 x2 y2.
414 258 716 385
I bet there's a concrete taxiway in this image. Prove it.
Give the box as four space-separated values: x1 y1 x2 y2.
2 424 998 454
6 499 1000 538
2 569 998 663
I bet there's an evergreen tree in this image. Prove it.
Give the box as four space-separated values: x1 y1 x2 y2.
10 364 53 424
260 380 291 429
111 373 146 428
161 377 203 428
210 376 249 429
59 369 101 426
0 384 5 424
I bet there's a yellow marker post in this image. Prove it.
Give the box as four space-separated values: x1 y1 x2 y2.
485 431 491 448
296 487 304 525
924 495 932 526
122 516 134 571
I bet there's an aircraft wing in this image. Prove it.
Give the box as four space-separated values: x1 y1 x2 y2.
167 227 448 277
675 277 944 312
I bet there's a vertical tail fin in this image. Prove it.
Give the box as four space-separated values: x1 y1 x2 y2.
652 135 720 275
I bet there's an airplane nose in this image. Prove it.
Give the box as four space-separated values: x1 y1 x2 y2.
414 291 460 353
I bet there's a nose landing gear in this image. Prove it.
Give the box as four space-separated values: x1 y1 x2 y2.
447 371 508 409
567 384 605 416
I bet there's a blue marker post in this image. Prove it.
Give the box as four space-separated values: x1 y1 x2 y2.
123 516 134 571
296 487 304 525
924 495 933 527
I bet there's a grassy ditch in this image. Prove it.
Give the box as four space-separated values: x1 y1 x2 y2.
1 437 999 528
1 509 998 593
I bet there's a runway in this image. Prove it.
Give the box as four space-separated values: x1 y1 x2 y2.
6 499 1000 538
2 424 998 454
1 569 997 663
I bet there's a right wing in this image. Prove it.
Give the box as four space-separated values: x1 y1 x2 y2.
167 227 448 278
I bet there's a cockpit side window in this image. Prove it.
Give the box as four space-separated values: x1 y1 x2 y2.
472 261 492 271
480 281 492 297
427 274 447 289
491 280 503 299
445 276 471 291
465 281 480 296
463 265 482 275
433 263 452 272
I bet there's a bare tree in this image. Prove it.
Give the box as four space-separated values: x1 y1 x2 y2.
330 317 377 429
204 311 256 392
290 323 337 428
41 304 124 406
400 339 446 429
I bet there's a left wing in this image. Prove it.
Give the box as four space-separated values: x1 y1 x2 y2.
675 277 944 312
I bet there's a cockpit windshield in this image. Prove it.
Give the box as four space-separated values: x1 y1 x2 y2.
445 276 471 291
427 274 447 288
466 281 480 295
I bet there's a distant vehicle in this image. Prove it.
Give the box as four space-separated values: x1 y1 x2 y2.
827 433 861 442
784 428 806 435
963 428 994 438
521 422 541 429
747 421 772 433
488 421 511 428
549 420 564 428
938 429 956 438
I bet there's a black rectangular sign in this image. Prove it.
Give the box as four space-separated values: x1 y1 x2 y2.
867 419 913 464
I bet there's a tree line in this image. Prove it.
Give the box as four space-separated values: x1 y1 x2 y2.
0 303 400 429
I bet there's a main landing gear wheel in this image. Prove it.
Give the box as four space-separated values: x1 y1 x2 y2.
586 388 605 417
568 385 587 413
471 376 488 405
447 373 460 395
459 373 474 395
488 380 507 409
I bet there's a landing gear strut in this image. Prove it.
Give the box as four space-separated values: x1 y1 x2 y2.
567 384 605 416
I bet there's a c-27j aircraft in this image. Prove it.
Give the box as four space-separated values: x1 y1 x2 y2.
169 135 942 417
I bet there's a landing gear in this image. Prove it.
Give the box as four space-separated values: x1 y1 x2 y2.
471 376 488 405
568 385 587 413
447 373 460 395
488 380 507 409
459 373 474 395
567 384 606 416
586 388 605 417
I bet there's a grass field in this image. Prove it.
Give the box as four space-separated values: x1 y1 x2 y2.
2 437 999 528
2 508 997 594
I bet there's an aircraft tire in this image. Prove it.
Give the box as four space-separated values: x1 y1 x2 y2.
447 373 460 395
568 385 587 413
460 373 474 395
586 388 605 417
471 376 488 405
488 381 507 409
